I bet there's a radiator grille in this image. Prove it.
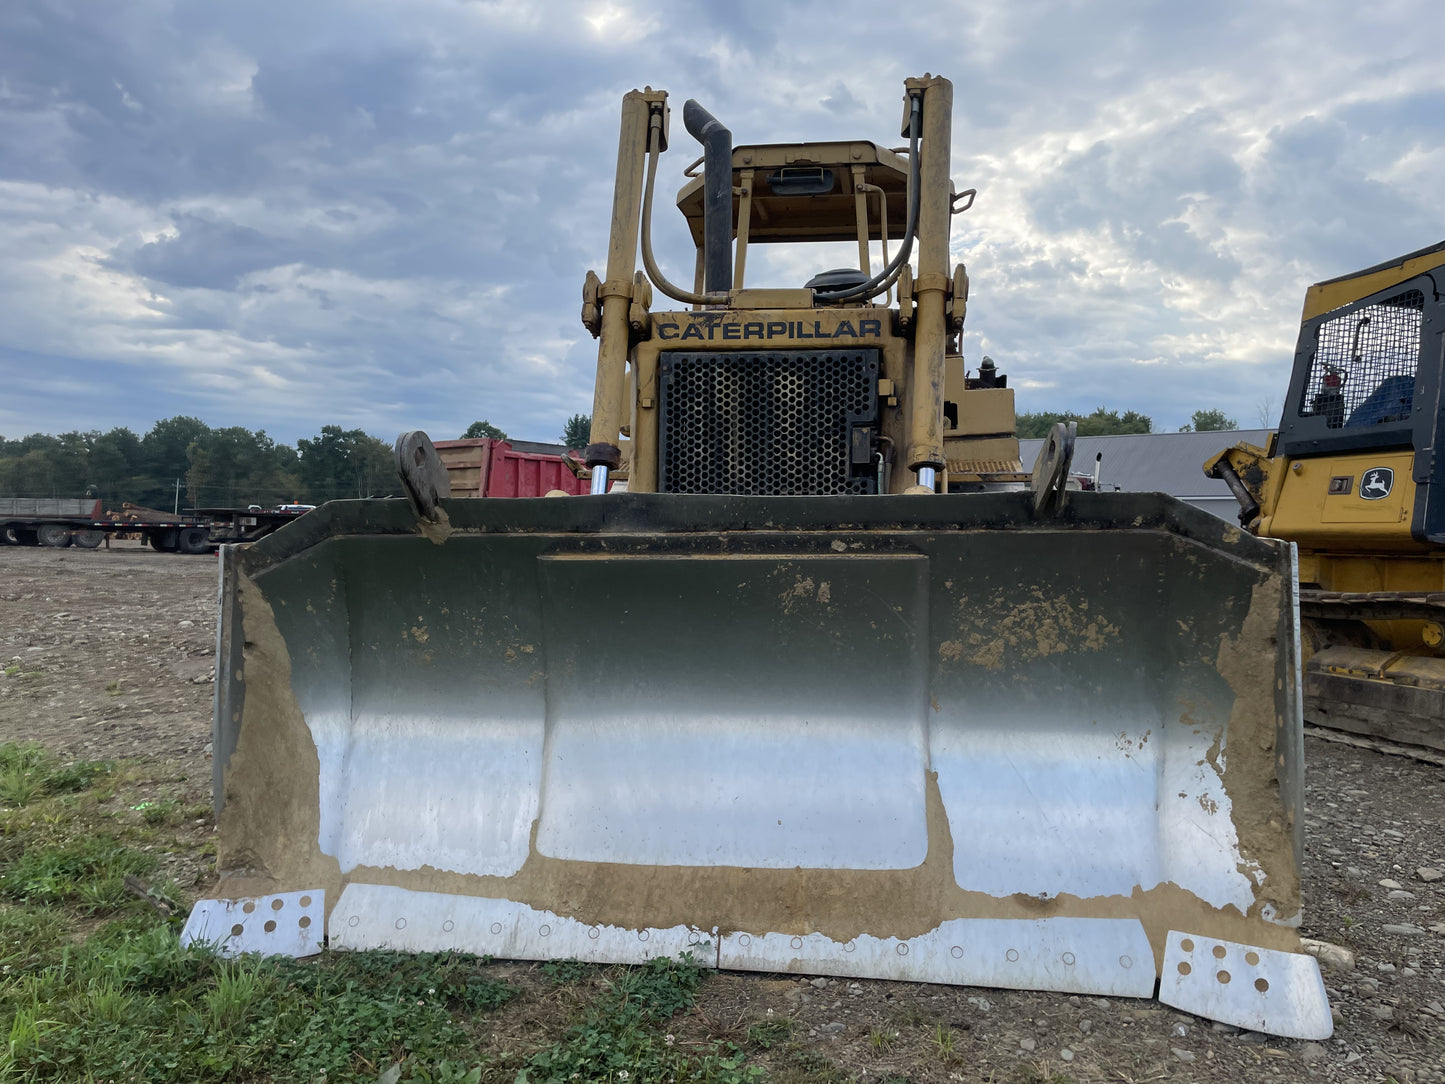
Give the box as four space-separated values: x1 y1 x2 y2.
1300 288 1423 429
658 350 879 495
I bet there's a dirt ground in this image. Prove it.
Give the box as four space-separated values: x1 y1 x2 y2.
1 545 1442 1083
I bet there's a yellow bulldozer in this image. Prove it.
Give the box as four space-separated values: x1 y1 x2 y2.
186 75 1331 1039
1206 241 1445 755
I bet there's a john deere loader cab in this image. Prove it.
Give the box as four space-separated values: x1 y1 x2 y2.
190 76 1331 1039
1208 240 1445 752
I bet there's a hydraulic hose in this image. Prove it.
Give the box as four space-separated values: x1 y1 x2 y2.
641 111 728 307
814 93 922 303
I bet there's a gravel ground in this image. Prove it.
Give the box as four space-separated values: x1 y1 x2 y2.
1 544 1442 1083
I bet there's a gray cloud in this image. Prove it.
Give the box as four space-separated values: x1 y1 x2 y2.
0 0 1441 447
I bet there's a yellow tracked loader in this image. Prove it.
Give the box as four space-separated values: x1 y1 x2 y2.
187 76 1331 1038
1207 241 1445 754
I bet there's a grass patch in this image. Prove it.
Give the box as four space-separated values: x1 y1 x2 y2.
131 797 183 826
867 1026 898 1053
773 1048 848 1084
539 956 593 986
746 1016 794 1049
520 954 763 1084
0 741 764 1084
1 932 518 1082
0 742 111 809
1 831 158 915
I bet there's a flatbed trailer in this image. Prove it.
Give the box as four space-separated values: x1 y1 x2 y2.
189 507 312 546
1 499 311 553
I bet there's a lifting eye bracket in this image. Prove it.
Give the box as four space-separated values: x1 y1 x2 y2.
1030 421 1077 517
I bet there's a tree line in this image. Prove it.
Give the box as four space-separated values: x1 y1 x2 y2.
0 418 398 511
3 406 1237 508
1015 407 1238 438
2 414 595 511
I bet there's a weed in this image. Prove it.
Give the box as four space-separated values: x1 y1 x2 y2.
0 1003 60 1074
0 744 46 772
781 1048 848 1082
931 1022 960 1063
398 1063 484 1083
1329 877 1372 903
0 768 40 809
135 797 182 826
80 977 133 1025
523 954 761 1084
41 759 112 795
105 679 123 696
539 957 592 985
0 743 111 809
890 998 934 1029
204 958 272 1031
746 1016 794 1049
0 833 156 911
868 1026 898 1053
0 904 70 968
1386 997 1425 1038
611 952 707 1019
1342 915 1355 929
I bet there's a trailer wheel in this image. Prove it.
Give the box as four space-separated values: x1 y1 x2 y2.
0 528 17 545
177 526 211 555
72 529 106 549
38 525 73 547
149 528 178 552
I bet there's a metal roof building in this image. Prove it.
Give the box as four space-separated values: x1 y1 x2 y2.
1018 429 1273 520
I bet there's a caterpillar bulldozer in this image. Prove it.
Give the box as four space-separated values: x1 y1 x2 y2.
1207 241 1445 754
188 75 1331 1038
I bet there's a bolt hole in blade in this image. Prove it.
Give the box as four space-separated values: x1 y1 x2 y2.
1161 932 1330 1039
182 891 325 959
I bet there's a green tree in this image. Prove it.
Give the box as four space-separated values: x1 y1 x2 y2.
88 428 143 503
464 420 507 440
5 448 65 497
186 427 302 508
297 426 399 501
1178 409 1238 433
137 416 210 509
1016 408 1152 439
560 414 590 450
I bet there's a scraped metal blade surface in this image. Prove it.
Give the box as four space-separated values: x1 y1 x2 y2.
207 491 1317 1030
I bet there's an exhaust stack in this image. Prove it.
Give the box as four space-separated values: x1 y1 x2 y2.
683 99 732 294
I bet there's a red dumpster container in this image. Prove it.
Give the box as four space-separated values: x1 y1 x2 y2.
432 439 592 498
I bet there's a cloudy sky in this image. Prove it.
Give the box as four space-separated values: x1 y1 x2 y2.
1 0 1440 446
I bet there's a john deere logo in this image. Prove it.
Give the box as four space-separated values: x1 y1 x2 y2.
1360 467 1394 500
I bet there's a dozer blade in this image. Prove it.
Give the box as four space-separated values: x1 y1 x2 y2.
198 491 1331 1038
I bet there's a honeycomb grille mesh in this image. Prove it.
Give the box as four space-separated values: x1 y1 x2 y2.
658 350 879 494
1301 289 1423 428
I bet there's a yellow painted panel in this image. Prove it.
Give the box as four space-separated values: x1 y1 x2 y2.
1302 245 1445 320
1263 452 1417 547
1317 452 1414 524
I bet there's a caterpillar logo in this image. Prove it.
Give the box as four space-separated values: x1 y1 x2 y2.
655 315 884 342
